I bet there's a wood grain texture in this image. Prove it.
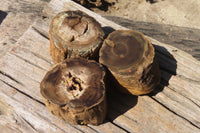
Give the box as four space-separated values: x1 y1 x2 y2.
0 28 123 132
0 0 49 58
0 27 126 132
0 0 199 132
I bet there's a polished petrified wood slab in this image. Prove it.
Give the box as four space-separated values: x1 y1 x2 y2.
0 0 199 132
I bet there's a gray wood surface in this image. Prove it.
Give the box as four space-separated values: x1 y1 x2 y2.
0 0 50 58
0 0 200 132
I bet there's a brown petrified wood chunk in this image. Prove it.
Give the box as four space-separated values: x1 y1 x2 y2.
49 10 105 64
40 58 106 125
99 30 161 95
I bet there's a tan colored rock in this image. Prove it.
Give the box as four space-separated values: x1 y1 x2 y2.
40 58 106 125
49 10 105 63
99 30 160 95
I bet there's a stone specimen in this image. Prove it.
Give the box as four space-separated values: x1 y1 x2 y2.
49 10 105 63
40 58 106 125
99 30 161 95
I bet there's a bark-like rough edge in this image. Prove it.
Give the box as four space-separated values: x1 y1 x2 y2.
40 58 107 125
49 10 105 64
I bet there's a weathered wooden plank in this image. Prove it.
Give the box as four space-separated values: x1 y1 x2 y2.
4 27 199 131
0 0 199 132
152 40 200 81
152 84 200 127
0 27 53 103
0 0 49 58
16 27 52 63
26 19 200 131
39 0 200 130
88 122 126 133
108 112 138 133
11 46 51 71
7 0 198 130
0 73 125 133
0 28 127 133
107 90 200 133
0 81 82 133
160 70 200 106
1 53 46 82
0 81 101 133
2 31 199 133
0 97 37 133
0 53 44 102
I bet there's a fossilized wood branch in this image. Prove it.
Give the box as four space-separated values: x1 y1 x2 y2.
49 10 105 63
40 58 106 125
99 30 161 95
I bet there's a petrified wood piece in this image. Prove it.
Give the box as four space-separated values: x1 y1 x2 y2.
40 58 106 125
99 30 161 95
49 10 105 63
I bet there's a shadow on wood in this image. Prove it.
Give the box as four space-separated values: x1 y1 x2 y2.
102 47 178 122
101 26 138 122
150 45 177 96
104 66 138 122
0 11 7 25
102 26 115 37
101 26 177 122
102 26 178 96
